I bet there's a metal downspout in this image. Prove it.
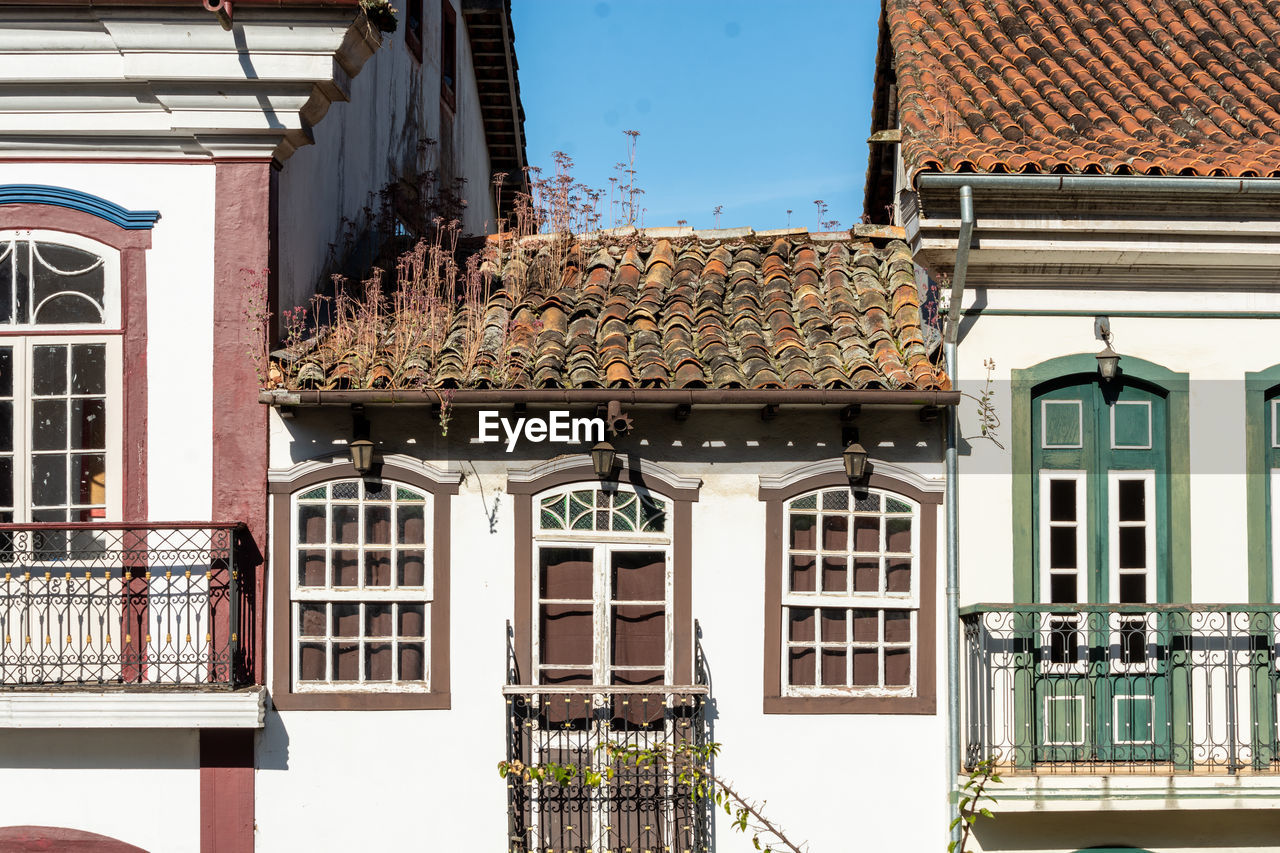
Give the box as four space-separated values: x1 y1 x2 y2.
945 185 973 847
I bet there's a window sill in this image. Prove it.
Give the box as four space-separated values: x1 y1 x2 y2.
0 686 265 728
270 690 450 711
763 691 935 715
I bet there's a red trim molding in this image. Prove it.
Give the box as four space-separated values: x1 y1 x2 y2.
0 203 150 522
209 160 271 853
199 730 255 853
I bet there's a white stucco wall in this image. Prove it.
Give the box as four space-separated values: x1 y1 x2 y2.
0 161 216 523
952 289 1280 607
276 0 498 317
257 406 950 852
0 729 201 851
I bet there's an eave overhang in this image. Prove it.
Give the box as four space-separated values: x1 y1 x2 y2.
259 388 960 407
906 174 1280 289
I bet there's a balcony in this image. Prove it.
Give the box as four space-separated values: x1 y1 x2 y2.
503 684 711 853
0 523 262 728
962 604 1280 810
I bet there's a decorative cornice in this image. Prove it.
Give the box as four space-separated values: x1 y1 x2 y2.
506 454 702 493
0 687 265 728
0 7 382 161
757 457 945 495
0 184 159 229
267 452 463 486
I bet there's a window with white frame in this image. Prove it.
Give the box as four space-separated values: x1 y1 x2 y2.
782 487 919 695
533 484 671 686
290 479 431 691
0 231 121 524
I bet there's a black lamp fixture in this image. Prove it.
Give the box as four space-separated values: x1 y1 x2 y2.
1094 316 1121 382
843 440 869 481
349 404 374 475
591 441 618 480
349 438 374 475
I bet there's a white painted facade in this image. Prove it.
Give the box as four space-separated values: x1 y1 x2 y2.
0 2 513 849
901 163 1280 849
261 406 951 853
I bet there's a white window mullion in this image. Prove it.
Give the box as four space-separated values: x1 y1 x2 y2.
595 544 608 686
1108 470 1156 605
1038 470 1087 605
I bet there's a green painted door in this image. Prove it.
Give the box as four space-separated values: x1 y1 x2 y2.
1031 376 1171 765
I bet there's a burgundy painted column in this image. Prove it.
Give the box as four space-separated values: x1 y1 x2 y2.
202 158 272 853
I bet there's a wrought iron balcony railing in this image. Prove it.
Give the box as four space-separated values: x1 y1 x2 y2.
0 523 249 688
963 604 1280 775
503 684 711 853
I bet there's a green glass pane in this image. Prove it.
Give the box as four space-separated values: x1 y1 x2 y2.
568 491 594 529
396 486 425 502
791 494 817 510
1112 401 1151 449
1042 400 1082 448
298 486 326 501
885 496 911 513
1115 696 1154 744
639 496 666 532
539 494 567 530
611 492 638 531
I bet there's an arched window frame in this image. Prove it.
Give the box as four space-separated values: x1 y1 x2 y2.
0 228 125 524
531 481 674 686
268 456 459 710
508 457 700 687
760 461 940 714
1011 354 1190 602
0 189 154 523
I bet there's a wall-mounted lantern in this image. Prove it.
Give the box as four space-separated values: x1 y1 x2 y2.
591 441 618 480
843 441 869 481
1096 343 1121 382
1094 316 1121 382
349 439 374 475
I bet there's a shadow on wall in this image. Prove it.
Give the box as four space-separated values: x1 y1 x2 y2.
257 707 291 771
279 406 946 468
0 826 146 852
976 811 1280 850
0 730 195 771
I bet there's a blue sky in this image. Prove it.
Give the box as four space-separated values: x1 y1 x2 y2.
509 0 881 232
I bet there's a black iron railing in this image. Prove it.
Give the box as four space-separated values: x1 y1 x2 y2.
504 685 711 853
963 604 1280 774
0 523 248 688
504 625 712 853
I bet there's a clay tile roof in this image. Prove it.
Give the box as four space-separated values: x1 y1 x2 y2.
886 0 1280 183
285 231 948 392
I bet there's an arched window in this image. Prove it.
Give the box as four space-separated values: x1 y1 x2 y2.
0 230 121 525
268 457 458 710
782 486 919 695
290 478 432 690
533 483 672 686
760 464 939 714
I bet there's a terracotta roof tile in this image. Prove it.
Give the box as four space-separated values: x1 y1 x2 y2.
887 0 1280 182
286 233 948 392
